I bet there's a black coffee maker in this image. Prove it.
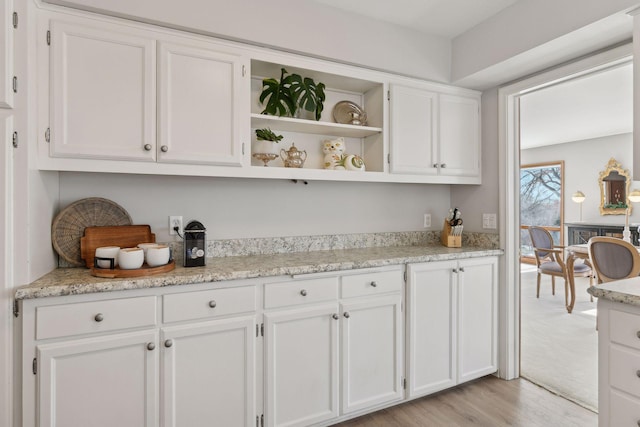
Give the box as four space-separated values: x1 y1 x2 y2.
184 220 206 267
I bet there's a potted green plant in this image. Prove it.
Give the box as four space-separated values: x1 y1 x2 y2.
253 128 283 154
259 68 326 121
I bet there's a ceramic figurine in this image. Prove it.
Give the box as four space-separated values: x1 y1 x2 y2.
322 137 345 169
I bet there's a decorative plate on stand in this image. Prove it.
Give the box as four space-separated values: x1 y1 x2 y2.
332 101 367 126
52 198 132 266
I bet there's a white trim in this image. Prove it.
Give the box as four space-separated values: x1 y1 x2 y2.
498 43 633 379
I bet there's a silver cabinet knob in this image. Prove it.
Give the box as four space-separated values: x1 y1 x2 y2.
300 289 308 296
344 312 350 318
332 313 339 320
433 163 439 168
165 339 173 348
147 342 156 351
459 267 465 272
636 330 640 339
209 300 217 308
441 163 447 168
370 281 378 287
160 145 168 152
94 313 104 322
636 369 640 378
143 144 152 151
452 268 458 273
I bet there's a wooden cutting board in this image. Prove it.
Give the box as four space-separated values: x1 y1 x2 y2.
80 225 155 268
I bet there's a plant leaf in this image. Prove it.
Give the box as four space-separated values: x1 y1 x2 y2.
259 68 296 117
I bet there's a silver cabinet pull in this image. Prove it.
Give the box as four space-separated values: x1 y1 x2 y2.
636 330 640 339
160 145 168 152
433 163 439 168
441 163 447 168
165 339 173 348
94 313 104 322
332 313 339 320
459 267 465 272
143 144 152 151
209 300 217 308
370 281 378 287
147 342 156 351
300 289 307 296
343 312 350 318
452 268 458 273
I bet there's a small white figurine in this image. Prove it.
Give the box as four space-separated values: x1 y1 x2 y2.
322 137 346 170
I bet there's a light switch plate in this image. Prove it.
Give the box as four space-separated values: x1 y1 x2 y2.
482 213 497 229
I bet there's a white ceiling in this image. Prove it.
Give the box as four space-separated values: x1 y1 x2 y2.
519 63 633 150
311 0 522 38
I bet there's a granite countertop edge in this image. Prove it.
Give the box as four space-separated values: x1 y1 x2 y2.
588 277 640 307
16 245 504 300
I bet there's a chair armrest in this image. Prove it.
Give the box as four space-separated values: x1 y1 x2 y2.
534 247 564 254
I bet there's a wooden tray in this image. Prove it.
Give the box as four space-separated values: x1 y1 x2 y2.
81 225 155 268
90 260 175 278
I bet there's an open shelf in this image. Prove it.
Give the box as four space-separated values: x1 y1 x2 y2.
251 114 382 138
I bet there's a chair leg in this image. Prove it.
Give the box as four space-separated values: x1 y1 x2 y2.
564 278 568 307
536 273 541 298
589 274 594 302
551 276 555 295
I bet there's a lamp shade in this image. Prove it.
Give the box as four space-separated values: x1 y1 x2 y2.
571 191 586 203
629 189 640 203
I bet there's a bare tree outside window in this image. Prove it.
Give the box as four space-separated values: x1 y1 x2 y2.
520 162 564 259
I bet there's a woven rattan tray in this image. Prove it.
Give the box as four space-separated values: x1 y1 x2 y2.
52 198 132 266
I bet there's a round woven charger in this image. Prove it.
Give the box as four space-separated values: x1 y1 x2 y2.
52 197 132 266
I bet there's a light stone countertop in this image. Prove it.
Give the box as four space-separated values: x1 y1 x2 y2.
15 245 503 300
588 277 640 307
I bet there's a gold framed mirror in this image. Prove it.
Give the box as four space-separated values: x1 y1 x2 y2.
599 158 631 215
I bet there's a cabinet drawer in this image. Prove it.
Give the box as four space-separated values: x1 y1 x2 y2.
610 345 640 397
163 286 256 323
609 389 640 426
264 277 338 309
610 309 640 350
36 296 157 340
341 270 403 299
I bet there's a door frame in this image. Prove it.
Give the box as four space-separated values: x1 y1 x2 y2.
497 43 632 379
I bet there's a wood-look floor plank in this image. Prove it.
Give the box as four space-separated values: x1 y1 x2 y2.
334 376 597 427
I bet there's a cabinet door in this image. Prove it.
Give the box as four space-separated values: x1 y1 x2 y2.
0 0 13 108
161 316 255 427
389 84 437 175
37 330 158 427
158 41 246 166
406 261 457 398
50 20 156 161
457 257 498 383
340 295 403 414
438 94 480 177
264 304 339 427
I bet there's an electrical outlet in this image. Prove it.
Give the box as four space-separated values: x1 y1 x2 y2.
169 216 183 235
423 213 431 228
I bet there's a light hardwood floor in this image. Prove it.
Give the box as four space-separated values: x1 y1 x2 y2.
334 376 597 427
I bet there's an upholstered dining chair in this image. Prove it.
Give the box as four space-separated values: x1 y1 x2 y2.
588 236 640 283
528 226 592 305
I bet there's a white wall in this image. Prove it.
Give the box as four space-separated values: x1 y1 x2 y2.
58 172 451 243
521 133 639 225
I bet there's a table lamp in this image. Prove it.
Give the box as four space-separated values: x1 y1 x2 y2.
623 189 640 243
571 191 586 222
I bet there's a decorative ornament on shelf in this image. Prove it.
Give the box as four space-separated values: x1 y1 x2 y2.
624 189 640 243
321 137 366 171
252 128 283 166
259 68 326 121
571 190 586 222
280 143 307 168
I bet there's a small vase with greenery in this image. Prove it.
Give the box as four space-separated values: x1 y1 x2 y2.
259 68 326 121
253 128 283 154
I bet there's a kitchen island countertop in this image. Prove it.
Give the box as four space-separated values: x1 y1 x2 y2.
16 244 503 300
588 277 640 307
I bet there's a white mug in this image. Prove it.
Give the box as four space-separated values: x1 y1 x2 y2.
118 247 144 270
137 243 159 255
95 246 120 269
146 244 170 267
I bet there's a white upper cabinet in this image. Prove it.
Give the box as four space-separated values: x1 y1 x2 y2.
0 0 13 109
439 94 480 178
389 84 437 175
389 84 481 184
49 19 156 161
158 41 247 166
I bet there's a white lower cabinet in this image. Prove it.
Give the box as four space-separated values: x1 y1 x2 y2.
37 330 159 427
407 257 498 399
263 267 404 427
161 316 256 427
